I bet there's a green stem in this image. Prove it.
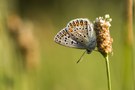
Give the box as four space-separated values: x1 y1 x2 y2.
105 55 111 90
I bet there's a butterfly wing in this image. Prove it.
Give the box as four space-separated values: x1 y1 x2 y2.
54 28 86 49
66 18 96 47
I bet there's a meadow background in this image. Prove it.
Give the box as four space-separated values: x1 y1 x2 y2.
0 0 134 90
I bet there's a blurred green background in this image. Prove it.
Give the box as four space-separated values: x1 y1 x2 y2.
0 0 134 90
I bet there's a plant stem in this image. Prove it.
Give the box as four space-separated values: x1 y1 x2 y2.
125 0 134 89
104 55 111 90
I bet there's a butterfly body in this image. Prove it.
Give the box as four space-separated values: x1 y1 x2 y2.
54 18 96 54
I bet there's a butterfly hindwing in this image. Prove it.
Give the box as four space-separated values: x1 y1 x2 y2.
66 18 94 46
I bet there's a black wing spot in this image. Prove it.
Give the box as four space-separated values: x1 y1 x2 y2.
55 38 58 41
59 41 61 43
68 36 70 38
71 34 73 36
92 40 96 43
71 41 74 44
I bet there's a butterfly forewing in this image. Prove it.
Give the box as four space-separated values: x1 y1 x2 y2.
54 28 85 49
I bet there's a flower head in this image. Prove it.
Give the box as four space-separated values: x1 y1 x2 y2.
94 14 113 57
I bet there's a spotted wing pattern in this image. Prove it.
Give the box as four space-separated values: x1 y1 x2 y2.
54 18 96 51
66 18 95 47
54 28 85 49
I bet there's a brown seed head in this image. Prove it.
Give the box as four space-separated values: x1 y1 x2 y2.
94 14 113 57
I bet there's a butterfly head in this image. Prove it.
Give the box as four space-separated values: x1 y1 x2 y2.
86 49 92 54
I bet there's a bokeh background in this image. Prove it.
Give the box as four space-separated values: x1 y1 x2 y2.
0 0 134 90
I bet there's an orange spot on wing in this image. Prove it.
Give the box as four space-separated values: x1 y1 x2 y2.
76 20 79 26
73 21 76 26
69 28 73 32
80 20 83 26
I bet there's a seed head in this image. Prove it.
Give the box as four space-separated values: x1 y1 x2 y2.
94 14 113 57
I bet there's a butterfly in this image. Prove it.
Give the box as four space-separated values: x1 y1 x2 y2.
54 18 96 63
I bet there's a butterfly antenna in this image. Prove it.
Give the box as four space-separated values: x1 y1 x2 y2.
76 51 86 63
